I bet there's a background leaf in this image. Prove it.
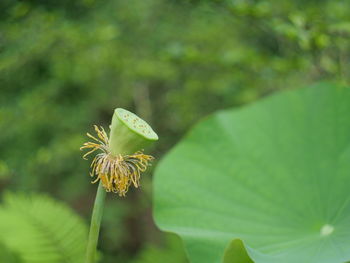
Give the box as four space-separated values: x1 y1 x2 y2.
0 193 88 263
131 233 188 263
0 242 23 263
153 83 350 263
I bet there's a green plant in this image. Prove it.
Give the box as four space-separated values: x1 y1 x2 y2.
153 83 350 263
0 193 88 263
2 0 350 262
81 108 158 263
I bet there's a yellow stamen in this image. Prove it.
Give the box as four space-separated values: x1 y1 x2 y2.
80 125 154 196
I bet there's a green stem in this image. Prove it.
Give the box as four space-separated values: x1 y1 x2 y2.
85 181 106 263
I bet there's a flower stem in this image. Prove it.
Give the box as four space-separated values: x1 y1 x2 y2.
85 181 106 263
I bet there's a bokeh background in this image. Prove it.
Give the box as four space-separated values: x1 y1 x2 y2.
1 0 350 262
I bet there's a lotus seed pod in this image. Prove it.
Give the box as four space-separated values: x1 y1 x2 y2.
108 108 158 155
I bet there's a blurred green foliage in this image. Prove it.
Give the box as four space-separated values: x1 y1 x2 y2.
0 193 88 263
0 242 22 263
0 0 349 262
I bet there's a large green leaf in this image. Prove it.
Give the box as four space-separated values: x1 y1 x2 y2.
153 84 350 263
0 193 88 263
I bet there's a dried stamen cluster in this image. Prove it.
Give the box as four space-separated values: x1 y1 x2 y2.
80 125 154 196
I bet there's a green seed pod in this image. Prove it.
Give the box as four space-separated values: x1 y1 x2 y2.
108 108 158 156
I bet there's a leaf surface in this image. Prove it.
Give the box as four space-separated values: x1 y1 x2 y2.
154 84 350 263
